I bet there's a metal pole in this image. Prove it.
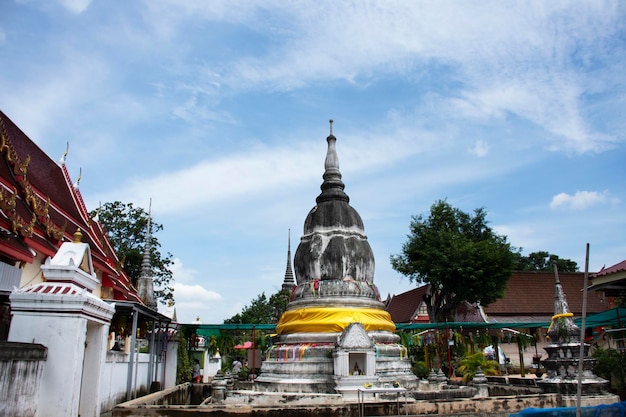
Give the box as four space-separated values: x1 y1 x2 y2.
126 308 139 401
252 325 257 380
148 319 156 388
446 323 452 378
576 243 590 417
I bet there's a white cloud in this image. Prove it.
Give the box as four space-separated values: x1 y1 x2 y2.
0 50 110 145
550 190 615 210
170 258 198 284
163 258 222 322
171 282 222 323
493 224 543 253
89 123 436 214
469 139 489 157
58 0 92 14
172 282 221 303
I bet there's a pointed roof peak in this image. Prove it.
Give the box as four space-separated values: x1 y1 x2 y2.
316 120 349 204
282 228 296 292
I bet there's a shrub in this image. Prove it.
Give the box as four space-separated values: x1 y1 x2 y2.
593 348 626 391
456 352 500 382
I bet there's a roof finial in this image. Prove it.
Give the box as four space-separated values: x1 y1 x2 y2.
59 142 69 165
92 202 101 222
73 228 83 243
329 119 333 136
73 167 82 189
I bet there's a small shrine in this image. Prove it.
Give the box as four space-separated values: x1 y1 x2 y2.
333 323 379 395
536 266 607 395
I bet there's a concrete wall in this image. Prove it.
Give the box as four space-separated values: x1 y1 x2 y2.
0 342 47 417
101 351 131 413
100 352 165 413
164 340 178 388
9 312 88 417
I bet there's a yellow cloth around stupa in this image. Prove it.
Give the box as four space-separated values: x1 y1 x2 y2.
276 306 396 334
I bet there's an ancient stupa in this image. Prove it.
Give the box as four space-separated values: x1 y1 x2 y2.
536 265 607 395
256 121 417 394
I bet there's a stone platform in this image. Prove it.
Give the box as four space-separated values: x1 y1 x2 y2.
110 383 621 417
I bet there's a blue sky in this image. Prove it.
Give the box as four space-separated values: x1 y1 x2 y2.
1 1 624 324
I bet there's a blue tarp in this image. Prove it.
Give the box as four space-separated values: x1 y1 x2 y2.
510 401 626 417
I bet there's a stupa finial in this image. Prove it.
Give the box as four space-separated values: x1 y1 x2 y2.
316 120 349 204
546 262 580 342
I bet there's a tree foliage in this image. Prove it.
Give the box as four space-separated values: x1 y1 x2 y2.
224 290 290 324
90 201 174 303
390 200 517 323
513 250 578 272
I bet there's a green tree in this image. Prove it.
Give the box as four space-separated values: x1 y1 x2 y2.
176 332 192 384
513 250 578 272
224 290 290 324
390 200 517 322
90 201 174 303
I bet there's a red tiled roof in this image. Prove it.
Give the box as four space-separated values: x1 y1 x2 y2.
385 271 609 324
593 260 626 277
22 282 80 296
386 285 429 323
456 301 486 322
483 271 607 316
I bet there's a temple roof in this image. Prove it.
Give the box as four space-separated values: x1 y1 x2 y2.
386 271 609 324
483 271 606 317
0 110 140 303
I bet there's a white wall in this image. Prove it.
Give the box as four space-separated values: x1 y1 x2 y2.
9 312 87 417
79 321 110 417
99 352 159 413
205 352 222 381
164 340 178 388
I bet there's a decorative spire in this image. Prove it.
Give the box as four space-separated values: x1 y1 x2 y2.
282 229 296 292
316 119 349 204
137 199 157 309
546 263 581 343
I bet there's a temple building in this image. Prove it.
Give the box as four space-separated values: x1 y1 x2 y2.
256 121 418 394
0 110 176 417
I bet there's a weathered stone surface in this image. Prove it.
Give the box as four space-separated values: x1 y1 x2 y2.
537 268 608 395
0 342 47 417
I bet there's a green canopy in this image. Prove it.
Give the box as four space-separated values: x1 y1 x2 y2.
181 308 626 337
